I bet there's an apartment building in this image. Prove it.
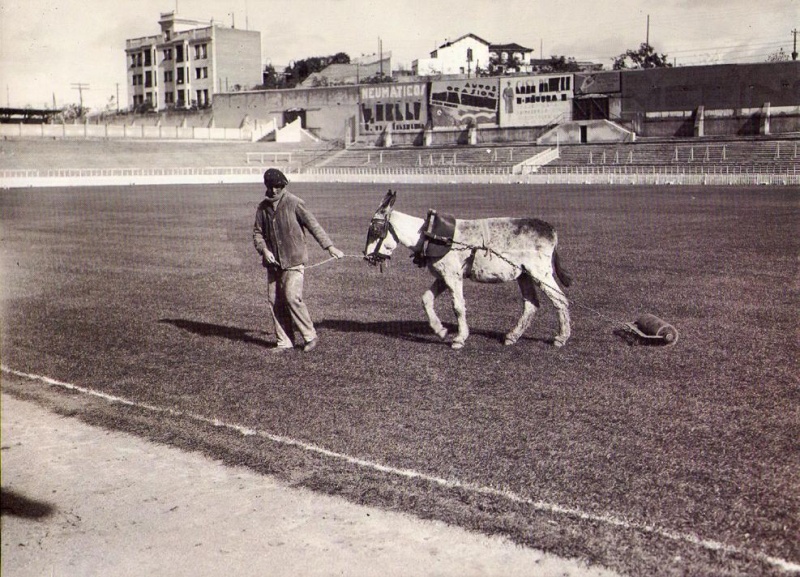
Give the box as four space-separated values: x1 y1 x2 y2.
125 11 261 111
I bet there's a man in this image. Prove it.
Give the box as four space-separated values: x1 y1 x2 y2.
253 168 344 353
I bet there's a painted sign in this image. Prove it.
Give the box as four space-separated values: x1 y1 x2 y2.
575 72 621 95
429 79 499 127
499 74 573 128
359 82 428 133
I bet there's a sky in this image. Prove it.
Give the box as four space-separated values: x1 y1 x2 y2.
0 0 796 111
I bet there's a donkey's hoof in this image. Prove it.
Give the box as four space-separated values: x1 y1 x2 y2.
553 338 568 348
503 336 518 346
451 341 464 350
437 329 449 340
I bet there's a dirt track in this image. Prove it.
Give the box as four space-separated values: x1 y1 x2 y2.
1 393 619 577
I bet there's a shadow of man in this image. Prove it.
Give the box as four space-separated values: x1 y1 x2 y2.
159 319 273 348
1 489 55 519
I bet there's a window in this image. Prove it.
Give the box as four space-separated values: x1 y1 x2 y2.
176 45 184 63
144 50 152 67
163 48 172 61
164 70 173 83
145 71 152 88
195 67 208 79
177 68 184 84
165 92 174 104
194 43 208 59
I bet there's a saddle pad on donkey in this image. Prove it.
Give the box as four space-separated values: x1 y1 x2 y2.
422 209 456 258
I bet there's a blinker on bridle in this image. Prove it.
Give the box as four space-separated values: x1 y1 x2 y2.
365 206 397 270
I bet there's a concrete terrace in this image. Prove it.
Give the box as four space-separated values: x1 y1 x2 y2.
0 135 798 187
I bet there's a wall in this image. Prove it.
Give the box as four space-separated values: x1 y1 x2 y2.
212 62 800 144
498 74 573 128
213 27 262 93
359 83 428 136
620 61 799 114
213 86 359 140
429 78 497 127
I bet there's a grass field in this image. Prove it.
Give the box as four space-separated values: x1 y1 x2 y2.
1 183 798 576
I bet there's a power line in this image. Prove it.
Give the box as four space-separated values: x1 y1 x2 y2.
71 83 90 109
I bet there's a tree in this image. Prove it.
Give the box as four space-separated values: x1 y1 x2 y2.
613 43 672 70
487 54 521 76
56 103 88 123
766 47 790 62
541 55 583 73
261 63 283 89
362 72 395 84
282 52 351 88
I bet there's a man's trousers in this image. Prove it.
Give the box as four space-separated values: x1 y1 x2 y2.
267 266 316 349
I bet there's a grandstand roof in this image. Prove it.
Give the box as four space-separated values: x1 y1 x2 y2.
0 107 60 124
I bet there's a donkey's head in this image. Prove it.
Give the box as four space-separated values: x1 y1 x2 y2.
363 190 398 266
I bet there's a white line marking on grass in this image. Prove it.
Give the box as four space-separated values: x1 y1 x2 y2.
3 365 799 574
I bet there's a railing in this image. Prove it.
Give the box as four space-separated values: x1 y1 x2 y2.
540 164 798 175
300 138 346 169
246 151 293 164
0 123 251 141
305 165 513 176
513 147 560 174
2 163 797 188
0 166 267 179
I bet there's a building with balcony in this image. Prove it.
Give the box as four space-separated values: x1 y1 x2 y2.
125 11 261 111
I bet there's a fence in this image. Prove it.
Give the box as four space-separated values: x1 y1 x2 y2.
2 164 798 188
0 123 252 141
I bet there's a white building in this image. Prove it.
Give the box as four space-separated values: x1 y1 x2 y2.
125 12 261 111
412 34 491 76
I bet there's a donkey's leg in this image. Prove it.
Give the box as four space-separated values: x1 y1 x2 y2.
505 275 540 345
445 278 469 349
537 272 571 347
422 277 449 340
524 253 571 347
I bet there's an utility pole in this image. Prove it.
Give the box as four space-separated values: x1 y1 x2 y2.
646 14 650 46
792 28 798 61
71 83 90 111
116 83 120 112
379 37 383 77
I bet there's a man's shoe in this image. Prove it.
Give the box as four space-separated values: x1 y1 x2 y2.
270 346 294 354
302 338 318 352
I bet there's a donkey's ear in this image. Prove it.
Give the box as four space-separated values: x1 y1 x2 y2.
378 189 396 210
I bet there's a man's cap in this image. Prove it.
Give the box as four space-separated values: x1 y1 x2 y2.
264 168 289 188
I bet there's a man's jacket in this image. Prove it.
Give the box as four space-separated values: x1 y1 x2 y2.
253 191 333 269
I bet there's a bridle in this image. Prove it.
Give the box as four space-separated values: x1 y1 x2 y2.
364 206 398 267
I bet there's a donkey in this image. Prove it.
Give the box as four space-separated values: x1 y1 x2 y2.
363 190 572 349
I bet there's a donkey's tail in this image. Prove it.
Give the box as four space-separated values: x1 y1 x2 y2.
553 249 572 289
